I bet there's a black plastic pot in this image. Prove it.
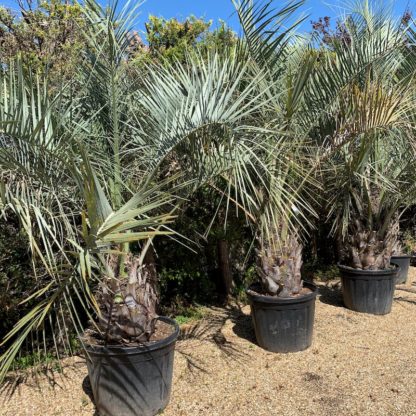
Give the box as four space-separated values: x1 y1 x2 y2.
85 316 179 416
246 282 317 353
338 264 399 315
390 255 412 284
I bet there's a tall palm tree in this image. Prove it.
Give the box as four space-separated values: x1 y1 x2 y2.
232 0 320 296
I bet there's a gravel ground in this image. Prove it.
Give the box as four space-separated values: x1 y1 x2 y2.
2 269 416 416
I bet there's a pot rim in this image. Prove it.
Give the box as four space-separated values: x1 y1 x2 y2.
83 316 179 356
246 281 317 304
338 263 400 276
391 254 413 260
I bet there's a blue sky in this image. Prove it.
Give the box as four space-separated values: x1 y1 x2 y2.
2 0 413 34
138 0 412 33
138 0 411 27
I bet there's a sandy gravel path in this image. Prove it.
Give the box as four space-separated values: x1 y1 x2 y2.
2 269 416 416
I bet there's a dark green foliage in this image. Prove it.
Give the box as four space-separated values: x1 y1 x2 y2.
0 220 83 362
0 221 34 341
302 260 339 282
158 264 217 307
156 189 255 311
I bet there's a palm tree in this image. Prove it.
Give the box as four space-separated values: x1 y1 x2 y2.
232 0 319 297
0 56 177 376
311 1 416 270
0 0 286 379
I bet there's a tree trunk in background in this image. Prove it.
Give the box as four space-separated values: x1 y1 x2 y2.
217 239 234 298
335 233 343 263
143 245 159 313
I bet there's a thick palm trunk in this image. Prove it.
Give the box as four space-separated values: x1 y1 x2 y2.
343 218 399 270
256 232 303 297
97 249 159 344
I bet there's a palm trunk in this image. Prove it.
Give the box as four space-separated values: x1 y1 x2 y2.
97 245 160 344
141 246 159 315
343 217 399 270
256 231 303 297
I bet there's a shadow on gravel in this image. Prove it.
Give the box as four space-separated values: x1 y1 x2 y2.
227 305 257 345
0 358 85 399
177 307 250 375
393 285 416 306
82 376 99 416
0 374 27 399
395 286 416 294
317 283 344 308
394 296 416 306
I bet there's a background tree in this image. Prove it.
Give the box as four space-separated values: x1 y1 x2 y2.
0 0 86 81
130 15 237 66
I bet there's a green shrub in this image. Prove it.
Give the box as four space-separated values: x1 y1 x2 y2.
174 305 206 325
12 351 57 371
302 260 339 282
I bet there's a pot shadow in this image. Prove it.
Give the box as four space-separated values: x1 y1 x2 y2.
226 305 257 345
395 285 416 295
317 283 344 308
82 376 99 416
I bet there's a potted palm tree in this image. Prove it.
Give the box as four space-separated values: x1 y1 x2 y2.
0 58 182 415
72 161 182 416
233 0 320 353
248 223 318 353
329 138 416 315
315 4 416 314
